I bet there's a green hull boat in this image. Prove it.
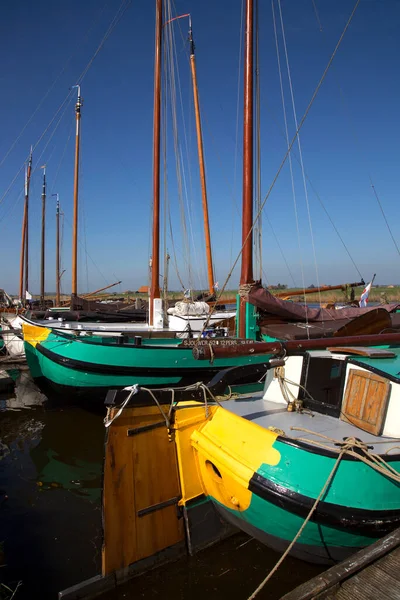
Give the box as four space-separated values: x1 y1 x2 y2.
22 317 269 401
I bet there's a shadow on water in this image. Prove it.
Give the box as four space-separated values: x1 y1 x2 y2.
0 371 323 600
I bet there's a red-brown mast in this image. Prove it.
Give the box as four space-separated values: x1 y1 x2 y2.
71 86 82 298
40 165 46 307
53 194 61 306
149 0 162 324
189 19 215 297
19 147 32 303
239 0 254 337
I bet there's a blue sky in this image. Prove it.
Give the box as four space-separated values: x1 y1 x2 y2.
0 0 399 295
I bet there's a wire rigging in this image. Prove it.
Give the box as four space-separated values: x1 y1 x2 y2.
204 0 361 322
272 0 305 295
277 0 324 325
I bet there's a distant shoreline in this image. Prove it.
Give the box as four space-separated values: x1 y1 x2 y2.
9 285 400 304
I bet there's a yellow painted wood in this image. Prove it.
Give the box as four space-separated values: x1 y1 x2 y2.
191 406 280 512
173 405 216 504
22 322 51 346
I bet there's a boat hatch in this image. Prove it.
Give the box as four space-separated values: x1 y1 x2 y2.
300 352 347 418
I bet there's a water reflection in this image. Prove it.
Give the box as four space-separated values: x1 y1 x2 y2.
0 371 323 600
0 371 104 599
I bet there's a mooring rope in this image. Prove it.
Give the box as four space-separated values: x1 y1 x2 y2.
248 429 400 598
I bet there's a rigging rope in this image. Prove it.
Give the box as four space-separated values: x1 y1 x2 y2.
164 1 192 292
272 0 306 301
278 0 324 328
248 373 400 598
0 0 131 213
198 0 361 337
0 0 109 172
232 0 245 270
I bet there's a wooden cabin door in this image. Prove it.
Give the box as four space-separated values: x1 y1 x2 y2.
102 405 184 575
341 369 390 435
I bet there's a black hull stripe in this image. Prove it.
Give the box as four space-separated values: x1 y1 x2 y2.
249 472 400 536
36 343 222 378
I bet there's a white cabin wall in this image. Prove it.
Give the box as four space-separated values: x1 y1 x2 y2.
263 356 304 405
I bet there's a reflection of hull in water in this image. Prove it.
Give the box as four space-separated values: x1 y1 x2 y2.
1 370 103 502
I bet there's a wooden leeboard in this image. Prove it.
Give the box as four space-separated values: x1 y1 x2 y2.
327 346 396 358
102 406 184 575
341 369 390 435
333 308 391 338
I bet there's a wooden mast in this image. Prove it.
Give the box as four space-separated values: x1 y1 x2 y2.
189 19 214 297
40 165 46 307
71 85 82 298
149 0 162 325
54 194 61 306
239 0 254 338
19 147 32 303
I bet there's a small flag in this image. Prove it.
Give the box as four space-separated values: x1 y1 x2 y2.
25 290 32 300
359 274 376 307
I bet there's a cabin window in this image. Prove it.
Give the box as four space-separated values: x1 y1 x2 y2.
300 356 345 417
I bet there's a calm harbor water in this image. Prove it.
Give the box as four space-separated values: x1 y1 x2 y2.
0 370 323 600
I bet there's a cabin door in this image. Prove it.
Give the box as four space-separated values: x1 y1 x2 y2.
102 405 184 575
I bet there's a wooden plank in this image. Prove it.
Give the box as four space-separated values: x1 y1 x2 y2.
374 547 400 579
58 573 115 599
327 346 396 357
133 424 183 561
280 528 400 600
341 369 390 435
340 570 400 600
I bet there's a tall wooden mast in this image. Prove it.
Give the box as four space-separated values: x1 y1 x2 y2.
149 0 162 325
189 19 214 297
71 85 82 297
19 147 32 303
55 194 61 306
239 0 254 338
40 165 46 306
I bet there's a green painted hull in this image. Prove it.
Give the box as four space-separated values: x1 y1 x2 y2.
24 329 270 400
209 440 400 564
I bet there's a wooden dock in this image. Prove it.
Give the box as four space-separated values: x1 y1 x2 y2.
0 356 28 370
281 528 400 600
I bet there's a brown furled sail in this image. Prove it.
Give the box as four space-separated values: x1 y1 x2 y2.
247 282 400 323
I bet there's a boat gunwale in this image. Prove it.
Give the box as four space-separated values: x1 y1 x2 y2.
275 435 400 462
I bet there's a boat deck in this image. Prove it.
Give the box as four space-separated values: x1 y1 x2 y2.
224 395 400 454
281 527 400 600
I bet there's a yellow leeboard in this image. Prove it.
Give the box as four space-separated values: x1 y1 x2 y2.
22 322 51 347
191 406 281 513
173 405 217 505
